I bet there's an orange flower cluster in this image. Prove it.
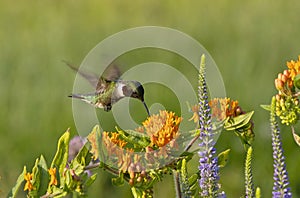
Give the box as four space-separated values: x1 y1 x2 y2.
273 56 300 125
102 131 134 172
275 55 300 94
189 105 201 123
142 110 182 147
48 167 58 186
287 56 300 81
103 131 127 149
101 111 182 186
102 132 147 185
209 98 241 120
24 171 34 191
189 98 242 123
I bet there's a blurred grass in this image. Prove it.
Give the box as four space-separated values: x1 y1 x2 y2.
1 0 300 197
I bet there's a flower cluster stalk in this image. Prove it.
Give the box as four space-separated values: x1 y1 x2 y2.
270 97 292 198
197 54 225 198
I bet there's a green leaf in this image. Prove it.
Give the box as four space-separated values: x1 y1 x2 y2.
64 169 73 189
188 173 198 186
72 142 91 167
224 111 254 131
71 161 85 177
179 159 191 197
112 172 125 186
245 147 254 197
37 155 49 196
116 128 150 148
188 173 200 196
8 166 26 198
87 125 101 161
28 157 42 197
38 155 48 172
131 187 142 198
234 128 255 148
217 149 230 168
291 126 300 146
255 187 261 198
294 74 300 89
50 128 70 186
260 104 271 111
85 173 97 187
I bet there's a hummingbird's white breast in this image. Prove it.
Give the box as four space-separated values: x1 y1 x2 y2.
115 82 126 98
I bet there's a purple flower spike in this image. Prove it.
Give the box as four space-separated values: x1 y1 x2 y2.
270 97 292 198
197 55 225 198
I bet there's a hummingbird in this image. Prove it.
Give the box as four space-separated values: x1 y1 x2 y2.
65 61 150 116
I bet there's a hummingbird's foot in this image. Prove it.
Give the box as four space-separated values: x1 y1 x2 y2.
104 105 112 112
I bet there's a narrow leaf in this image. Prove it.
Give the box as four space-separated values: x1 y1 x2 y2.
85 173 97 187
245 146 254 198
260 104 271 111
291 126 300 146
50 128 70 186
293 74 300 89
72 142 90 166
28 157 41 197
188 173 198 186
224 111 254 131
7 166 26 198
179 159 192 197
218 149 230 168
87 125 100 160
116 128 150 148
37 155 49 196
112 172 125 186
255 187 261 198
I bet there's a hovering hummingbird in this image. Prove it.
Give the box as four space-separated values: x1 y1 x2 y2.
65 61 150 116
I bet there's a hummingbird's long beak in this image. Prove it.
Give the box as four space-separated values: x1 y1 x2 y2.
142 101 150 116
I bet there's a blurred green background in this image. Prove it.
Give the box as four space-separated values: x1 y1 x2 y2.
2 0 300 197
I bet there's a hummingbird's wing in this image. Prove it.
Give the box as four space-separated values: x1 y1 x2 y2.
96 64 121 93
64 60 121 93
63 60 99 88
101 63 121 82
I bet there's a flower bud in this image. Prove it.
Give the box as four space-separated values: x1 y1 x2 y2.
129 178 135 186
135 164 141 172
281 74 288 83
137 176 142 183
294 99 299 106
129 171 135 179
276 94 281 101
140 170 146 177
288 80 293 88
283 69 290 77
235 106 242 115
275 79 284 90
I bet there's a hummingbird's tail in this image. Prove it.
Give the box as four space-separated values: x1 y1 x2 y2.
68 94 85 99
68 93 99 107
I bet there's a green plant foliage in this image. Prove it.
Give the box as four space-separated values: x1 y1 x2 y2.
255 187 261 198
293 74 300 89
116 128 151 149
244 147 254 198
9 128 99 197
50 129 70 181
224 111 254 131
224 111 255 147
8 166 26 198
217 149 231 168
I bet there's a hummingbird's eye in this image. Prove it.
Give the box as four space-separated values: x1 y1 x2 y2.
131 91 139 98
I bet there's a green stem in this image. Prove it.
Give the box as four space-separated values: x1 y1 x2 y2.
173 170 182 198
